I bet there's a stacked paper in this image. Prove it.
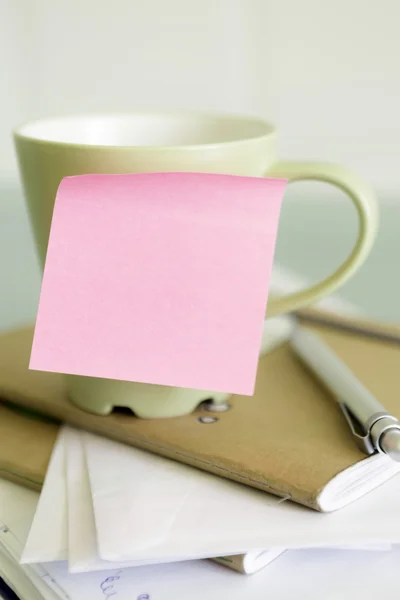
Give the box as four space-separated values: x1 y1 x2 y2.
17 426 400 579
2 476 400 600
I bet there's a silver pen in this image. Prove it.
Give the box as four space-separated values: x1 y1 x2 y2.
290 327 400 462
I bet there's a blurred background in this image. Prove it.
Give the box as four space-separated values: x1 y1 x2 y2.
1 0 399 329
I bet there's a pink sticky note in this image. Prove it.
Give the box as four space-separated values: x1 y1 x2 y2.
30 173 286 395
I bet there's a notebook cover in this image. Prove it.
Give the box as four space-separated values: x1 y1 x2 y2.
0 402 58 491
0 311 399 510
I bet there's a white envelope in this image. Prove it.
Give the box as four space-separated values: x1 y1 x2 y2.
21 425 396 570
20 429 68 564
83 430 400 563
65 428 210 572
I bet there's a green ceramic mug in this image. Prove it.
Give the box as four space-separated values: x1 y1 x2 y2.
14 112 378 418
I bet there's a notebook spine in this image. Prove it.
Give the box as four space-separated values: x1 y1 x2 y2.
211 555 246 574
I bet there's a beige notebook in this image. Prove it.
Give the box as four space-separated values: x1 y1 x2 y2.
0 311 399 511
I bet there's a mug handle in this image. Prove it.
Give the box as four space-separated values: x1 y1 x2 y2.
265 160 379 317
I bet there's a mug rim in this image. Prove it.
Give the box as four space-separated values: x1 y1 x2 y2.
13 110 276 151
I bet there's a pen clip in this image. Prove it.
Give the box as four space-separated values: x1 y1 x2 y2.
339 403 376 455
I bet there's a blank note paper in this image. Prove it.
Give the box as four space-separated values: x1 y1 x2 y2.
30 173 286 394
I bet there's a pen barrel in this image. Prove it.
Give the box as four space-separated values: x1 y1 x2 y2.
291 328 389 427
